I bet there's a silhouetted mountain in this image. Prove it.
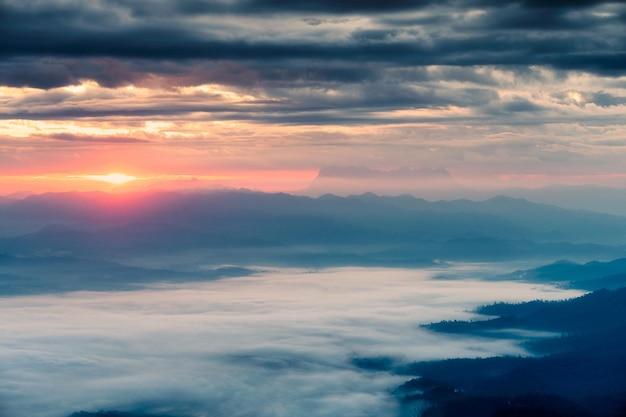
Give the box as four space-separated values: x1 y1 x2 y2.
397 287 626 417
426 287 626 336
304 170 626 217
69 412 171 417
0 195 13 206
0 252 253 295
503 258 626 290
304 166 467 198
0 191 625 267
6 190 626 417
507 184 626 217
575 272 626 291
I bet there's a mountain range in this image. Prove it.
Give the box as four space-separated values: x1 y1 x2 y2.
1 190 626 269
501 257 626 290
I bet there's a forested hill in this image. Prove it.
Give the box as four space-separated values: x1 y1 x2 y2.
399 287 626 417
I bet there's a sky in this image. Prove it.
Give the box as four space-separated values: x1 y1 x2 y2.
1 0 626 194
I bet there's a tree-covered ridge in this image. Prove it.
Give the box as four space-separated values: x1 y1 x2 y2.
400 287 626 417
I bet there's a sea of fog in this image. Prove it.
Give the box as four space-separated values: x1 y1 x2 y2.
0 266 584 417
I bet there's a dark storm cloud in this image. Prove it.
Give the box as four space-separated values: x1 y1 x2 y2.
0 58 379 89
1 1 624 76
244 0 433 13
100 0 438 16
0 58 151 90
0 0 625 127
2 34 623 88
589 92 626 107
2 20 621 66
84 0 621 17
0 58 79 90
497 97 545 114
471 6 596 31
505 0 608 9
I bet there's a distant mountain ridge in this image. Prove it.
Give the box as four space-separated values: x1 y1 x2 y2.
0 190 625 268
304 166 466 198
300 166 626 216
0 252 254 295
502 257 626 290
505 184 626 216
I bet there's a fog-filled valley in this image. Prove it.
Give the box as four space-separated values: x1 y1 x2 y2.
5 0 626 414
2 190 626 417
0 267 583 417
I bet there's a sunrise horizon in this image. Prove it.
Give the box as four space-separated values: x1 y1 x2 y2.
3 2 626 417
2 166 626 199
3 1 626 198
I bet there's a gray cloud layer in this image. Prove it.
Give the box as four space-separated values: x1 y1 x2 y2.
1 0 625 90
2 0 626 182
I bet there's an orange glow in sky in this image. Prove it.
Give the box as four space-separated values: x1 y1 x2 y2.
82 173 138 185
0 170 320 196
1 0 626 200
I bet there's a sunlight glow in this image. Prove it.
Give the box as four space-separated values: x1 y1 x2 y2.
83 173 138 184
63 81 98 93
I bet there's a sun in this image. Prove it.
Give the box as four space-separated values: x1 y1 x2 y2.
83 173 138 184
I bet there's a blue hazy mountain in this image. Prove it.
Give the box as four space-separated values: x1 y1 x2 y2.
68 413 170 417
305 167 626 217
304 166 467 199
506 184 626 217
0 251 253 295
502 257 626 290
0 195 12 206
2 190 626 417
0 191 625 268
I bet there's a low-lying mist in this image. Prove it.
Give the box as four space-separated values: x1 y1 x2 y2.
0 267 583 417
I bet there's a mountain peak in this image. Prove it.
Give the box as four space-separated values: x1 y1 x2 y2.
305 166 464 199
